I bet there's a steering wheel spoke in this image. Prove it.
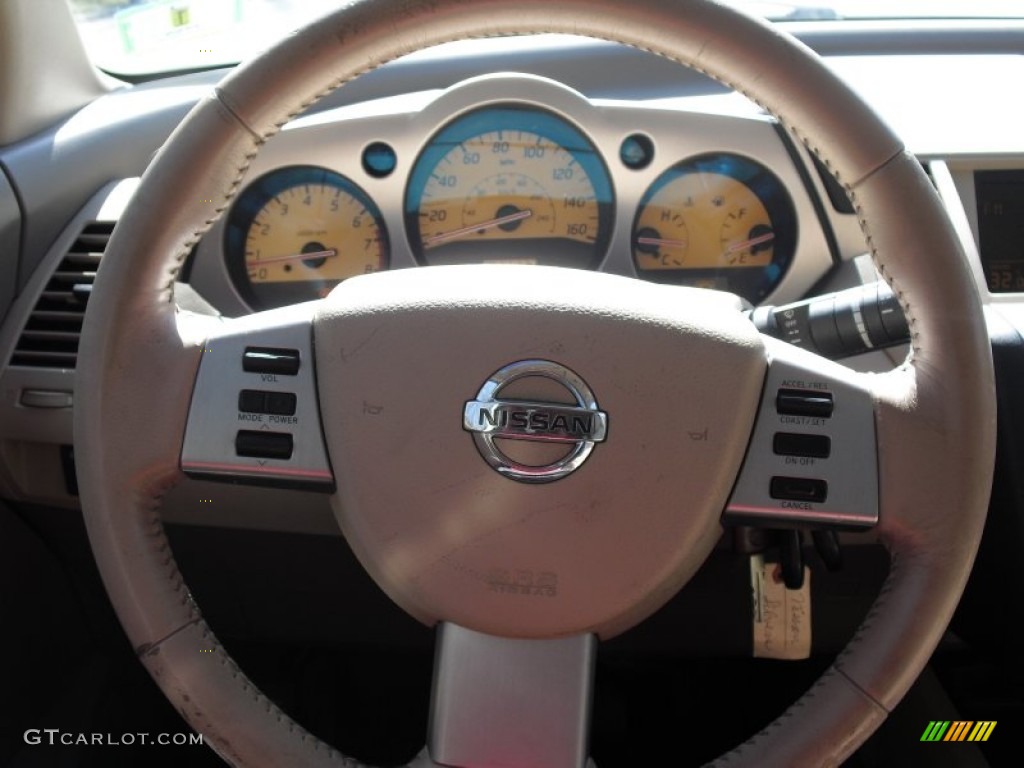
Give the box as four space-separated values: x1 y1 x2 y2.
427 623 596 768
724 335 879 529
180 302 334 490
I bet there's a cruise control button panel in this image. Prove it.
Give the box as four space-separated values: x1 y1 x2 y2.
725 339 878 528
180 306 333 490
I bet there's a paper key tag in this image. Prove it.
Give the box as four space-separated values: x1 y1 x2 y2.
750 553 811 660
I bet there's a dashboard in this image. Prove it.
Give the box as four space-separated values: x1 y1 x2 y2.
2 29 1023 529
4 14 1024 766
192 73 831 317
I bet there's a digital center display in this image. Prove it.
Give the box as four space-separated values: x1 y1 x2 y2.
976 170 1024 293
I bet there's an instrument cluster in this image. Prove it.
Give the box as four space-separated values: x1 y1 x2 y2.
198 75 829 311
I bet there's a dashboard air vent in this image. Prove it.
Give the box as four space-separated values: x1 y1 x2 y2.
10 221 114 369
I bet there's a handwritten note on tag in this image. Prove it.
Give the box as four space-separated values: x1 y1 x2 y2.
751 554 811 660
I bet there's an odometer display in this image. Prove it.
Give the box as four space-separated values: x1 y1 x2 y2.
406 107 613 268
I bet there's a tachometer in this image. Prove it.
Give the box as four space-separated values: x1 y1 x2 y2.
405 107 613 268
225 166 388 309
632 153 796 303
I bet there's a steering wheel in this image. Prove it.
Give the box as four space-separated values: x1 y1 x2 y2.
74 0 995 765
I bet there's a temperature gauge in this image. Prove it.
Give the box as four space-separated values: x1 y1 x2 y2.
632 153 796 303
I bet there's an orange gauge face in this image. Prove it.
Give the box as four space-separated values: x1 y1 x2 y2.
226 167 388 309
632 153 796 303
634 172 774 270
406 107 613 269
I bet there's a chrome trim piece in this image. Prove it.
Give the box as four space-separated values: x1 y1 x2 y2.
463 359 607 483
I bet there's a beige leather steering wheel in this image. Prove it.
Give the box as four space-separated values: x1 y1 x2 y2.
74 0 995 765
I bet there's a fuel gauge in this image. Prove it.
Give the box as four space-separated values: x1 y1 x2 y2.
632 153 796 303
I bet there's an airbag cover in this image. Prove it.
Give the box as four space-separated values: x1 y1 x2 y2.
315 265 765 638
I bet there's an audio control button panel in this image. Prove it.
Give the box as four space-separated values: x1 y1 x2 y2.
181 304 334 490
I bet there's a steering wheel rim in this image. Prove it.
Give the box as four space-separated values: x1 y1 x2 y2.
74 0 995 765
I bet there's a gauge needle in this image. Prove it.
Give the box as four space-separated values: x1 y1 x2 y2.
636 236 687 249
246 248 338 267
724 231 775 254
423 209 533 249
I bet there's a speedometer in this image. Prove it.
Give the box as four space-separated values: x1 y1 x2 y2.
405 107 613 268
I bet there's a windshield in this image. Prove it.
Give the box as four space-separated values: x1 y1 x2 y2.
68 0 1024 76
